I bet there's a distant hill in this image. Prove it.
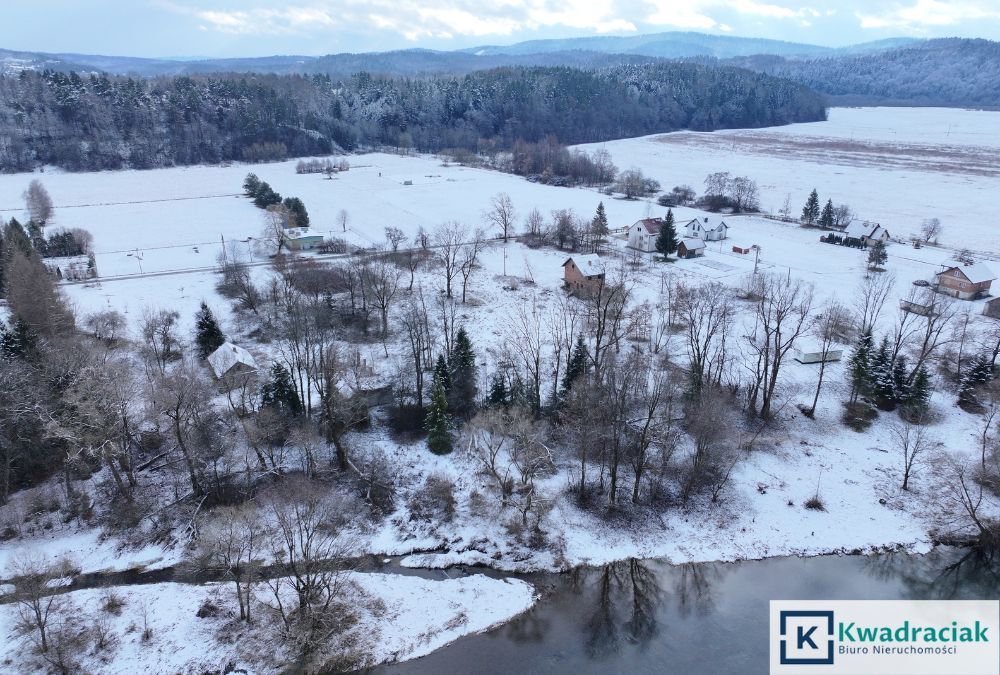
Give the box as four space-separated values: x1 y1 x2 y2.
723 38 1000 107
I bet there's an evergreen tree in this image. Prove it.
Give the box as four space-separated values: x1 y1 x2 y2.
892 355 909 406
801 189 820 225
904 365 931 414
959 353 994 404
252 182 282 208
194 302 226 359
425 379 452 455
283 197 310 228
561 335 589 396
819 199 835 229
592 201 609 239
4 219 33 258
261 363 303 415
433 353 451 397
870 336 896 408
867 240 888 271
0 318 37 359
848 330 874 404
655 208 678 256
448 327 477 417
242 173 261 196
487 372 508 408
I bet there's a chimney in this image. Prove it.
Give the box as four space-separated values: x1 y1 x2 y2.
704 217 708 223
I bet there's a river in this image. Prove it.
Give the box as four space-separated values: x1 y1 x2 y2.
375 547 999 674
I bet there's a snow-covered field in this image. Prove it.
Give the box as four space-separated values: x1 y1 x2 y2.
578 107 1000 252
0 572 535 673
1 106 999 669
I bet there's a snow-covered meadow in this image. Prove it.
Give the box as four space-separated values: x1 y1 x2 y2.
1 106 999 669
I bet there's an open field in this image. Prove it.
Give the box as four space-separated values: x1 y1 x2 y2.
577 107 1000 251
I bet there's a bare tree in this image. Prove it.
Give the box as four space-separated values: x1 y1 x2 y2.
806 302 850 417
523 207 546 242
84 310 127 348
140 308 182 373
337 209 349 233
23 179 53 224
614 168 647 199
365 257 402 338
503 297 548 418
920 217 942 244
855 272 895 335
676 281 733 395
457 227 489 303
891 421 934 491
8 554 69 653
432 221 468 299
745 274 814 419
485 192 516 243
150 361 216 497
384 226 406 252
201 504 264 623
585 267 632 376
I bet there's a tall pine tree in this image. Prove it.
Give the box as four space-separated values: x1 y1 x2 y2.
261 363 303 415
801 189 820 225
848 330 874 404
425 377 452 455
433 353 451 398
488 372 508 408
655 209 678 256
448 327 477 418
561 335 589 397
819 199 835 229
591 202 609 246
194 302 226 359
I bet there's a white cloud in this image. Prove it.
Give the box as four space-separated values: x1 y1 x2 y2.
857 0 1000 32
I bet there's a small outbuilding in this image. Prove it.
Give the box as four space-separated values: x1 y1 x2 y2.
282 227 324 251
984 297 1000 319
208 342 258 380
562 254 605 295
677 238 706 259
684 217 728 241
936 263 996 300
794 341 843 364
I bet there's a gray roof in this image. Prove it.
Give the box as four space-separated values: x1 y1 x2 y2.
680 237 706 250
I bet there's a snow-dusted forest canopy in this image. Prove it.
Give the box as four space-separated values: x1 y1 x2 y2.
0 62 826 172
723 38 1000 107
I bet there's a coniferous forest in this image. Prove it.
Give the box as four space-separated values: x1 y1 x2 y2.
0 62 826 172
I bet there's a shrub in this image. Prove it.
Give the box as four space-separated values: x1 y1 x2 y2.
408 475 457 523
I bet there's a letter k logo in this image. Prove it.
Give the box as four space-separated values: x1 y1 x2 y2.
797 625 818 650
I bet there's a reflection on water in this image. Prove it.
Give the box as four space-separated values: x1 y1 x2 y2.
376 548 998 675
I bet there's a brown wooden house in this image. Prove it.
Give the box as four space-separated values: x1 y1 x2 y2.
562 254 605 294
935 263 996 300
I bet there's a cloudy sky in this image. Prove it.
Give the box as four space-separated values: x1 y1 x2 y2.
2 0 998 57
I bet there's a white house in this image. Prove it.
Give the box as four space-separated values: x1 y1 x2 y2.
627 218 663 253
684 217 728 241
207 342 258 379
843 220 890 246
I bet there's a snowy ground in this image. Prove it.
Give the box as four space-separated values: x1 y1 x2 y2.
577 107 1000 252
0 572 535 673
1 106 999 668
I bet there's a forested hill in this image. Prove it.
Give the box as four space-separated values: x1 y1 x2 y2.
0 62 826 172
724 39 1000 107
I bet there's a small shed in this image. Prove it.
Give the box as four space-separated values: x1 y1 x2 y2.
732 244 753 255
794 341 843 364
677 238 706 259
208 342 258 379
984 297 1000 319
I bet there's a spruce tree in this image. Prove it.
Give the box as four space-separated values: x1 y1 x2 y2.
261 363 303 415
960 354 994 404
801 189 820 225
819 199 835 229
561 335 589 397
848 330 874 404
283 197 310 228
194 302 226 359
904 365 931 414
433 354 451 397
655 208 678 256
0 318 37 359
449 327 477 417
243 173 261 196
871 336 896 409
488 372 508 408
892 355 909 407
425 378 452 455
867 240 888 271
591 202 609 242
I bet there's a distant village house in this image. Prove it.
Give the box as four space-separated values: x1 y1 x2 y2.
282 227 324 251
843 220 890 247
562 254 605 294
208 342 258 380
626 218 663 253
936 263 996 300
684 217 728 241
